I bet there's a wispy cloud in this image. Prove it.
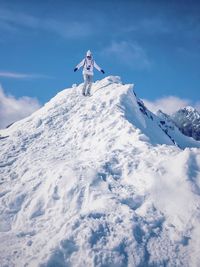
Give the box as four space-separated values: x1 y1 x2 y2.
124 14 200 38
0 71 52 79
125 17 171 35
0 7 92 38
0 85 40 128
101 41 151 70
143 96 200 115
42 19 92 38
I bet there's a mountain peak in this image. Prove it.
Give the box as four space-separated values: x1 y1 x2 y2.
184 105 196 112
171 105 200 141
1 77 200 266
1 76 175 147
102 75 122 84
177 105 199 114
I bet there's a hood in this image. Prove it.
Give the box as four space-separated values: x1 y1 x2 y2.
86 50 92 57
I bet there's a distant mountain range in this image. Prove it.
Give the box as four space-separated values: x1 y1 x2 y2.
171 106 200 141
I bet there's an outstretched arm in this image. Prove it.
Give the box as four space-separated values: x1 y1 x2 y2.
94 61 102 72
74 59 85 72
94 61 105 74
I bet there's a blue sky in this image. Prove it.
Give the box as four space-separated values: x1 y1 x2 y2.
0 0 200 127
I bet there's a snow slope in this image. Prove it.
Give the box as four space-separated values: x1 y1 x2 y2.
0 76 200 267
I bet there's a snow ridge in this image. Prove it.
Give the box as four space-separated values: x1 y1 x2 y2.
0 76 200 267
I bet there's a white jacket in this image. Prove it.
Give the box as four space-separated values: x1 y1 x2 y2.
76 56 102 76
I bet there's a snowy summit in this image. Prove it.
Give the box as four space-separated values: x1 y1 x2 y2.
0 76 200 267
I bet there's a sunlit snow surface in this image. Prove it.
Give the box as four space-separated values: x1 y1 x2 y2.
0 76 200 267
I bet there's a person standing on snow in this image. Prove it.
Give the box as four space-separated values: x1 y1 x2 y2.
74 50 105 96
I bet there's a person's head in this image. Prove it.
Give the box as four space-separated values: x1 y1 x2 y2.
86 50 92 59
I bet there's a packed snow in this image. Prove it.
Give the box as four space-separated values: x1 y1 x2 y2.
0 76 200 267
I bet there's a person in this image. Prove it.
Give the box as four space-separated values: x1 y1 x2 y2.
74 50 105 96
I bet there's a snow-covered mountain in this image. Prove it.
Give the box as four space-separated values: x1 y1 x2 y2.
0 76 200 267
171 106 200 141
156 109 200 148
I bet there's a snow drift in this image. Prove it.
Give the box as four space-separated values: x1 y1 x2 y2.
0 76 200 267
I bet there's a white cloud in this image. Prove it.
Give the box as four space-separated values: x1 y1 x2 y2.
0 72 30 79
0 8 92 38
0 85 41 129
125 17 171 35
42 19 92 38
143 96 192 115
0 71 52 79
102 41 151 70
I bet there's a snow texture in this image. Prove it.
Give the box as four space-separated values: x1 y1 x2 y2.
0 76 200 267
